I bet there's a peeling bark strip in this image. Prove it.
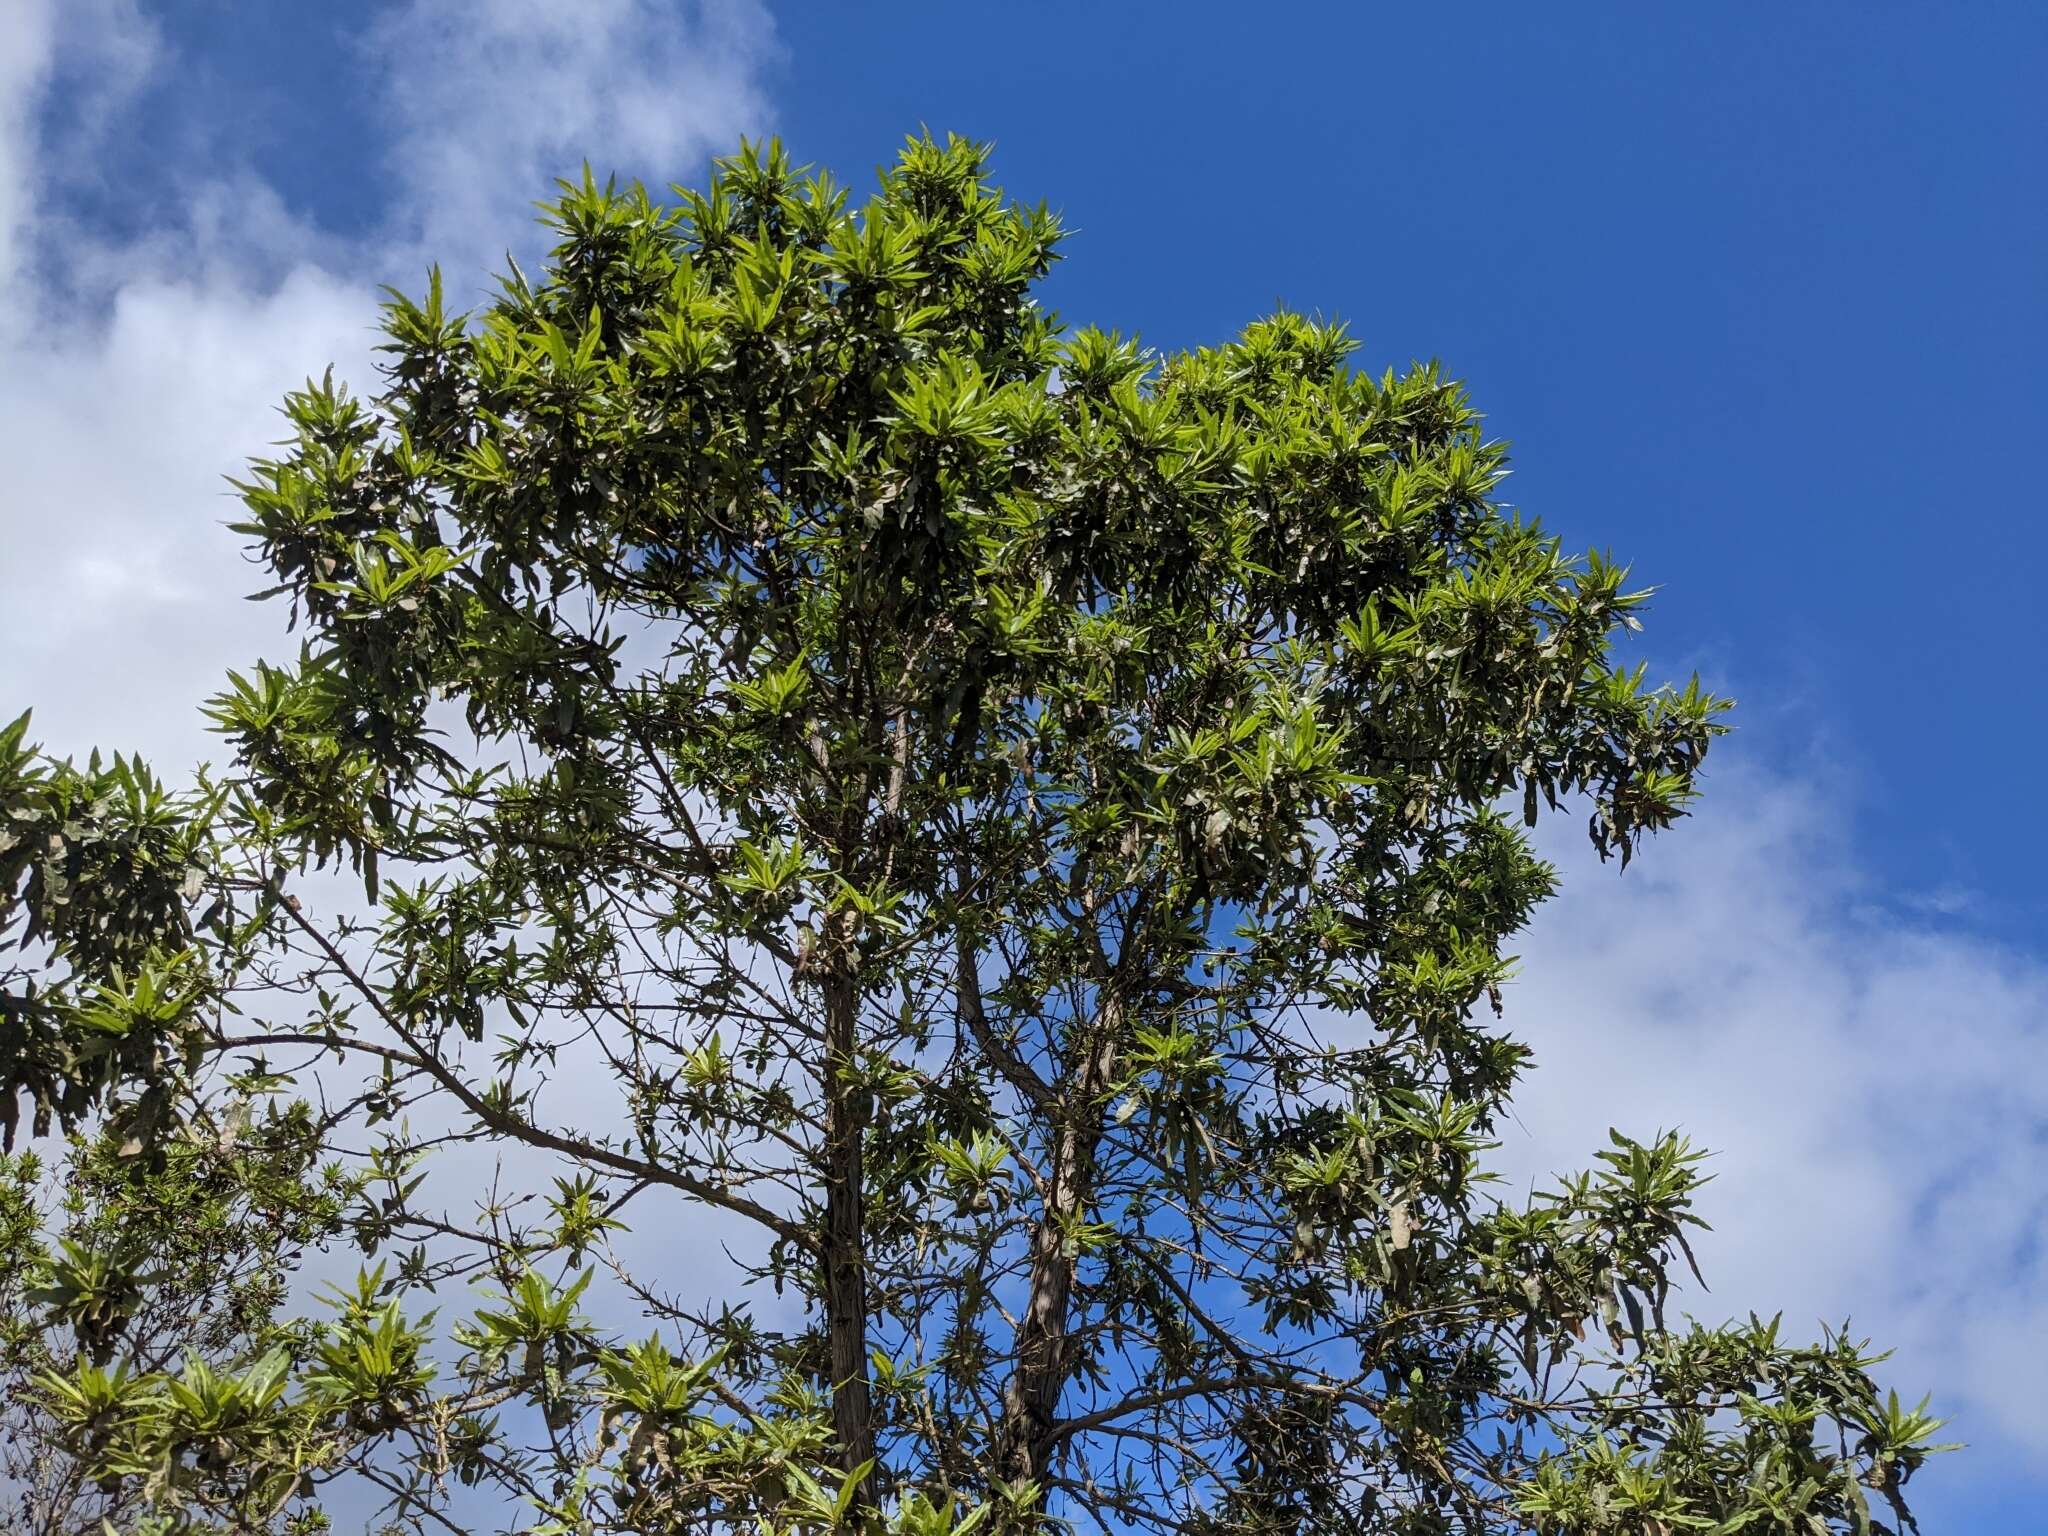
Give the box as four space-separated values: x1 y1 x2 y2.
999 996 1123 1488
820 920 875 1480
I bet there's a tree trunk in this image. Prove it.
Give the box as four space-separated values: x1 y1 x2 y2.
998 998 1121 1492
820 917 876 1481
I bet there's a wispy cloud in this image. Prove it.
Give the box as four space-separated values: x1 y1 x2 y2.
0 0 775 770
0 3 60 291
371 0 778 286
0 15 776 1523
2 8 2038 1524
1501 758 2048 1468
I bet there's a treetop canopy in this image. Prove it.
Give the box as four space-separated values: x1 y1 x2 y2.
0 132 1946 1536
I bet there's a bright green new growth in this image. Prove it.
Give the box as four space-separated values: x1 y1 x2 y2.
1 134 1951 1534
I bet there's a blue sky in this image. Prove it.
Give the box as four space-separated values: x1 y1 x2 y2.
3 2 2043 1528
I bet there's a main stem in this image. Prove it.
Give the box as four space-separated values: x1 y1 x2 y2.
820 911 876 1481
999 995 1122 1492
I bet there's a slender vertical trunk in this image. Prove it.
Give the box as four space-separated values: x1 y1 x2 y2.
820 916 876 1480
999 998 1121 1492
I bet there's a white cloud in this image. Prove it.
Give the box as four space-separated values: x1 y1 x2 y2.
0 2 57 292
0 0 775 771
1 0 163 301
0 268 376 766
2 7 2039 1522
0 16 773 1522
0 0 786 1346
1501 757 2048 1466
370 0 779 289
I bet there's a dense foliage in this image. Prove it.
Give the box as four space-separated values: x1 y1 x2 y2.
0 135 1951 1535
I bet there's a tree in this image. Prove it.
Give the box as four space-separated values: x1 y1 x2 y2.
0 134 1951 1535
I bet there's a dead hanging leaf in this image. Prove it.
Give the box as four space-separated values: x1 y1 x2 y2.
1203 808 1232 851
1388 1200 1413 1251
1619 1283 1645 1349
